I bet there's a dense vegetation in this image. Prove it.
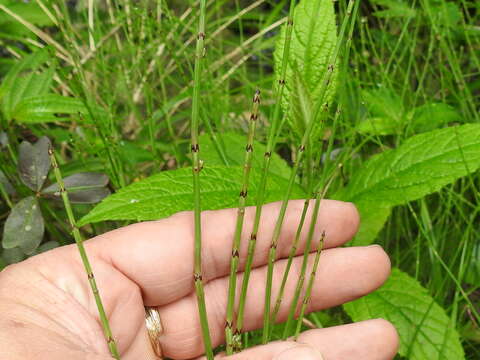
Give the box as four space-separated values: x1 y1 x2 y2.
0 0 479 359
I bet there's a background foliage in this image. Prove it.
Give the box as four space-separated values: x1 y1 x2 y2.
0 0 479 358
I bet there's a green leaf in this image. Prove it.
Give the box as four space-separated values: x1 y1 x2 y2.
344 268 465 360
18 136 51 192
199 132 292 179
340 124 480 244
0 1 54 27
407 103 462 133
274 0 338 138
371 0 417 18
350 202 391 246
0 49 52 119
290 68 313 137
11 94 88 123
2 196 44 254
356 116 399 136
78 166 306 226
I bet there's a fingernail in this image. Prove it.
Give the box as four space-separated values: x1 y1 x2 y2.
273 345 324 360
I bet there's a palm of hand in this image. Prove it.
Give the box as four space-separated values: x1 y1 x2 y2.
0 200 398 360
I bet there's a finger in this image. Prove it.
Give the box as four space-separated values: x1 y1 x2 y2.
90 199 359 304
157 245 390 359
202 319 399 360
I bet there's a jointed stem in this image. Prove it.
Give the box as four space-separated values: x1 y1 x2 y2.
225 90 261 355
48 147 120 360
294 231 326 339
235 0 297 338
262 0 357 343
282 167 339 339
190 1 214 359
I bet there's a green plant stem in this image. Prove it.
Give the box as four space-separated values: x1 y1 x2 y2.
235 0 297 338
48 147 120 360
294 231 325 338
190 1 214 359
262 0 356 343
282 167 339 339
225 90 261 355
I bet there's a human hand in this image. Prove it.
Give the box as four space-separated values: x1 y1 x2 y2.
0 200 398 360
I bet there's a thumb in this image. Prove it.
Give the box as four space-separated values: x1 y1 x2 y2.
273 344 324 360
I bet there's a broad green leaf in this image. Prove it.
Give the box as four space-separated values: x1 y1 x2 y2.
2 196 44 254
274 0 337 138
344 124 480 205
78 166 306 225
344 268 465 360
18 136 51 192
1 247 25 266
350 202 391 246
0 1 54 27
199 132 292 179
356 116 399 136
371 0 417 18
407 103 462 133
42 172 111 204
0 49 52 119
362 87 404 125
12 94 88 124
340 124 480 244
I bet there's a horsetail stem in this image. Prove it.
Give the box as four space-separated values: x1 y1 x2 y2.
294 231 326 339
281 167 340 339
235 0 297 337
262 0 357 343
268 198 310 328
190 1 213 359
48 146 120 360
225 90 261 355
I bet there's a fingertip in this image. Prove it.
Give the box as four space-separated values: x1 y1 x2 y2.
370 319 400 358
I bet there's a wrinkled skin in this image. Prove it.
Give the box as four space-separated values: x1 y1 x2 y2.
0 200 398 360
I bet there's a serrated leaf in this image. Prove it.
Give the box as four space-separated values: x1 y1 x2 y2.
199 132 292 179
2 196 44 254
344 268 465 359
339 124 480 245
12 94 89 124
274 0 338 139
18 136 51 192
78 166 306 226
344 124 480 205
371 0 417 18
42 172 111 204
350 202 391 246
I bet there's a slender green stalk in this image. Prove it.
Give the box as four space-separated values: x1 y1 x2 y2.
269 198 309 327
225 90 261 354
282 167 339 339
48 147 120 360
235 0 297 337
294 231 325 339
0 181 12 208
262 0 357 343
190 1 213 359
